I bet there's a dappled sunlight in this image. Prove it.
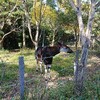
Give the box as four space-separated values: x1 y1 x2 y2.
24 60 37 68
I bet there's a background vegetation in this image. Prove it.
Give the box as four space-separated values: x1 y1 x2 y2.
0 0 99 50
0 0 100 99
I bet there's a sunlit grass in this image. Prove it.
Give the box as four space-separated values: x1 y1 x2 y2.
0 49 75 83
0 49 100 99
0 49 36 83
52 52 75 76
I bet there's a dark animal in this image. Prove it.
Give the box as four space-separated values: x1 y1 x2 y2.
35 42 73 79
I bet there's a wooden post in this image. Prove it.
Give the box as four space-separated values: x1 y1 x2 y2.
19 56 24 100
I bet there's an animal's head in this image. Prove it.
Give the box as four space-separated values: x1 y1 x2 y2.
57 42 73 53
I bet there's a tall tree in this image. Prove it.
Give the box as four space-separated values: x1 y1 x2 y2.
22 0 36 48
69 0 100 95
32 0 46 49
22 15 26 48
0 0 22 49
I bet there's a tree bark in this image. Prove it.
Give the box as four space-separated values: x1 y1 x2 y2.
22 15 26 48
22 0 36 47
74 28 78 50
0 29 16 48
69 0 98 95
51 30 55 46
33 0 43 50
35 21 40 50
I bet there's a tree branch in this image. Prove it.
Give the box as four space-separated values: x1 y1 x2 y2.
22 0 36 45
7 0 18 17
33 0 38 22
8 3 17 15
69 0 78 12
69 0 85 45
0 26 22 44
95 1 100 8
85 0 96 41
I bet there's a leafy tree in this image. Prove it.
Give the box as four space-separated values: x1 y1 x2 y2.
0 0 23 49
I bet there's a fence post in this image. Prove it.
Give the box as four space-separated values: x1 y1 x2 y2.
19 56 24 100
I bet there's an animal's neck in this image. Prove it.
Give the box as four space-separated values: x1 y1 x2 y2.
50 46 60 56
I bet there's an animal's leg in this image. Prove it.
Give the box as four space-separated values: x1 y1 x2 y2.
44 65 48 79
36 60 39 71
39 61 43 73
44 65 51 80
47 64 51 79
36 60 43 73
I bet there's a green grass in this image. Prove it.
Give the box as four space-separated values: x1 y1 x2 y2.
0 49 36 82
0 49 100 100
0 49 75 82
47 70 100 100
52 53 74 76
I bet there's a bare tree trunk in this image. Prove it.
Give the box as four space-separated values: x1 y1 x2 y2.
0 28 18 48
29 0 47 49
74 28 78 50
22 15 26 48
35 21 40 50
74 40 88 94
33 0 43 50
51 29 57 46
51 32 55 46
22 0 36 47
77 32 81 47
69 0 98 95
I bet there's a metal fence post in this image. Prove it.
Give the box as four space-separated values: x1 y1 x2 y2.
19 56 24 100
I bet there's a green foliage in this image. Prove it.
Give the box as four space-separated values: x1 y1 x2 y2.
31 3 58 26
47 0 56 7
0 0 99 50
